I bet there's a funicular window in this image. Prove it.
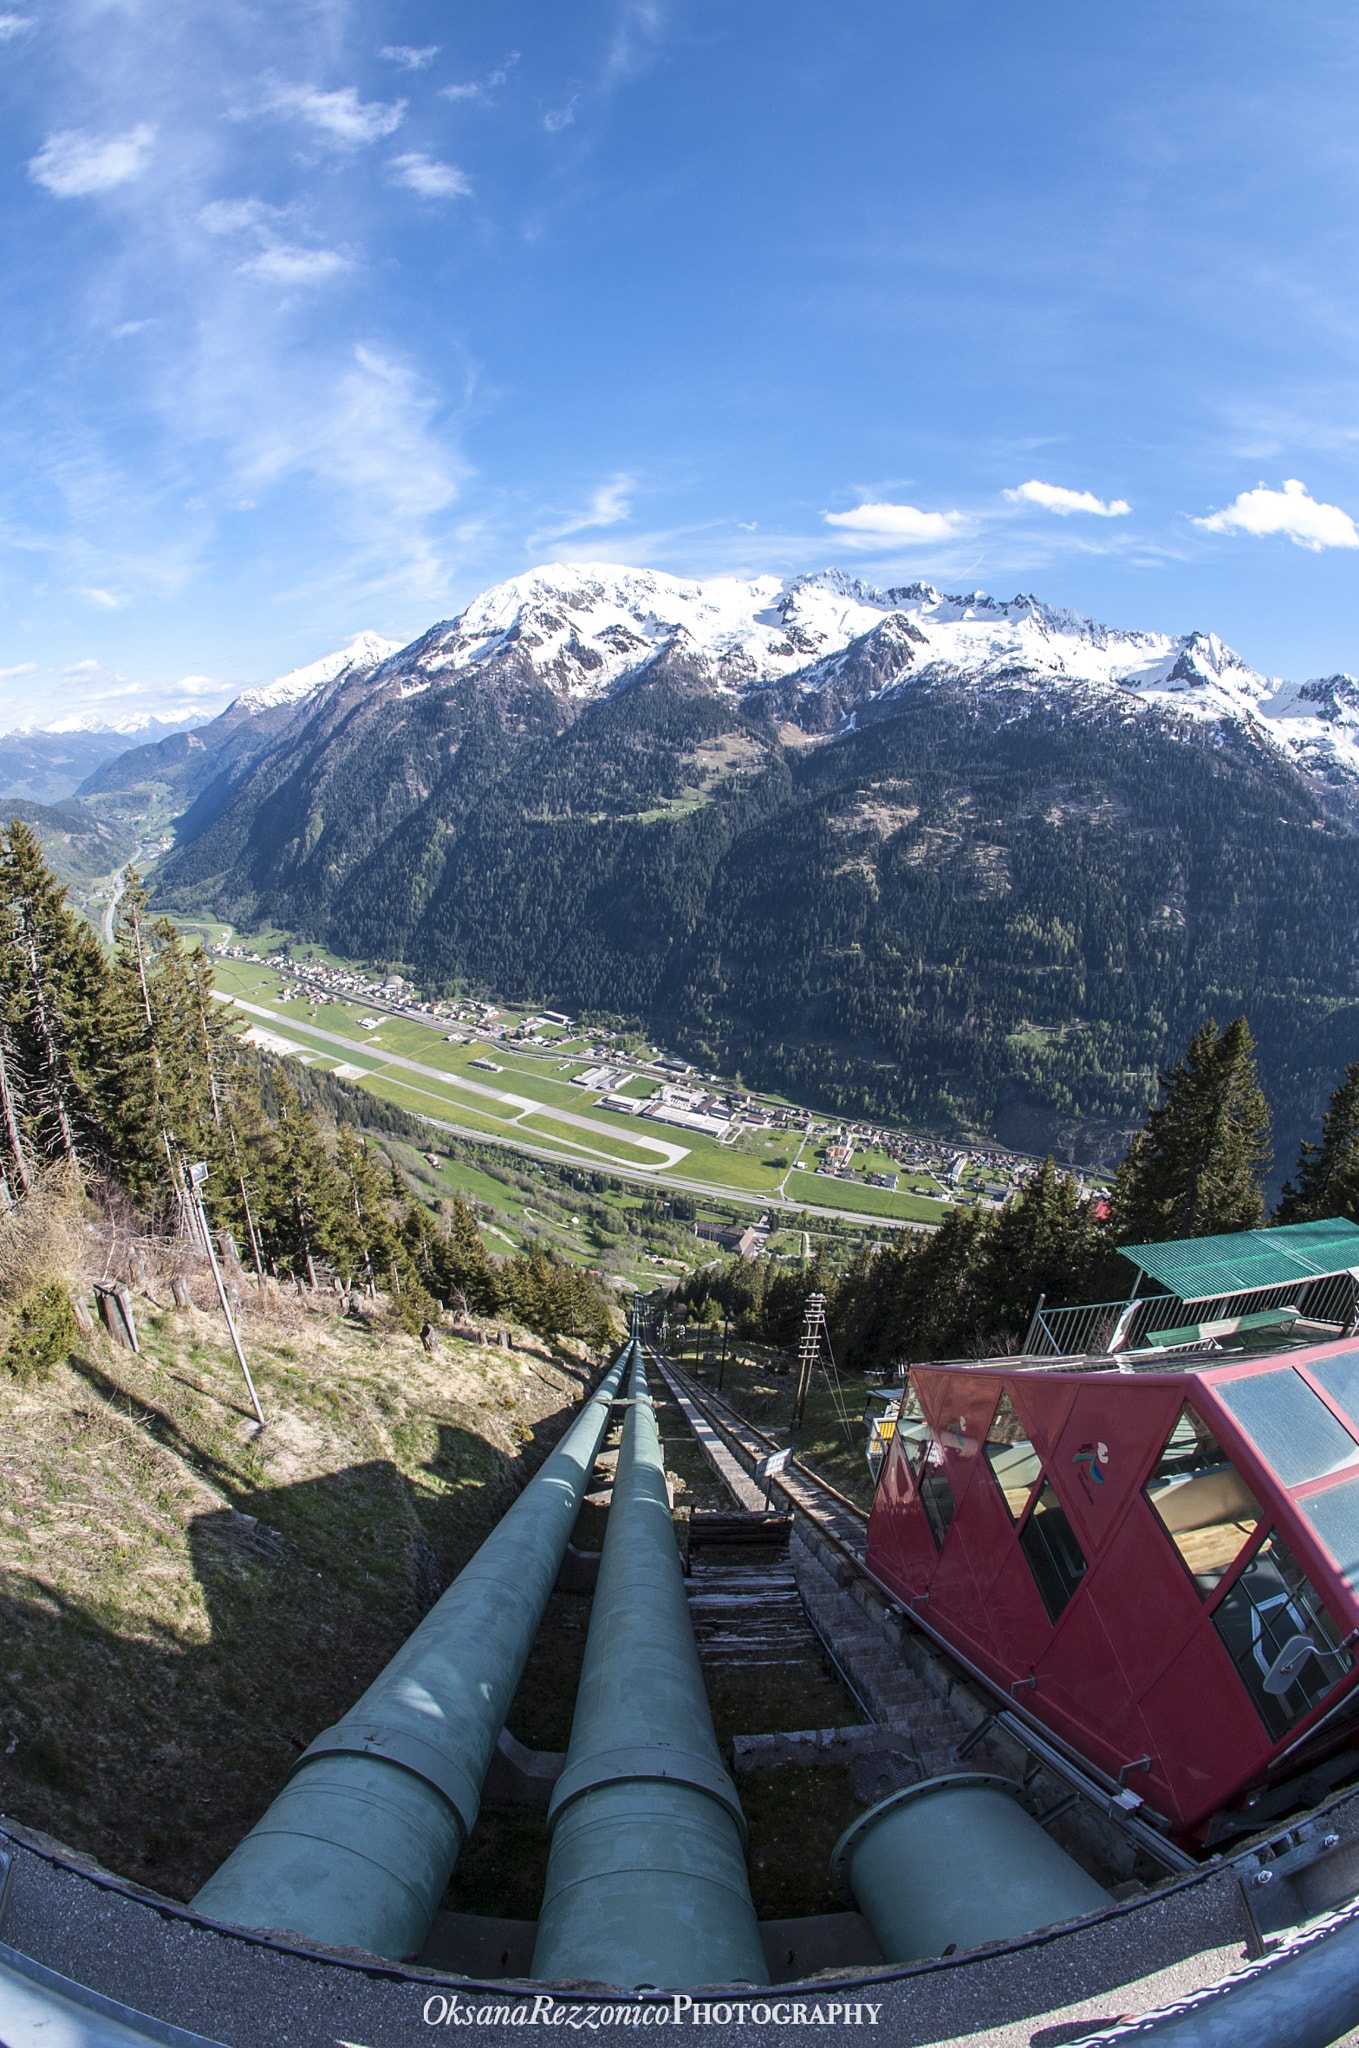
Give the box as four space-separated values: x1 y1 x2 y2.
1306 1351 1359 1437
1018 1482 1087 1621
983 1389 1041 1521
1210 1530 1353 1740
918 1446 957 1550
1213 1368 1359 1489
895 1377 932 1476
1145 1404 1263 1597
894 1378 956 1548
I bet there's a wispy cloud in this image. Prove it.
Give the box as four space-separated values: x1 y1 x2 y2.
64 658 100 675
439 54 519 104
603 1 666 87
529 474 634 550
380 45 439 72
388 153 471 200
823 501 970 544
199 197 281 235
80 587 126 608
544 98 579 133
1005 479 1130 517
0 663 37 680
29 124 155 198
199 198 349 287
1195 478 1359 552
240 245 350 284
0 14 34 39
263 82 405 147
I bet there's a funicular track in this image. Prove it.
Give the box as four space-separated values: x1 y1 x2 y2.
648 1345 870 1556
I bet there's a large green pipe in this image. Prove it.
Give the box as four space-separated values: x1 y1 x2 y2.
530 1349 768 1990
191 1341 633 1961
831 1773 1111 1963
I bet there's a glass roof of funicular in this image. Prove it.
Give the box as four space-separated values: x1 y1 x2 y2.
1119 1218 1359 1304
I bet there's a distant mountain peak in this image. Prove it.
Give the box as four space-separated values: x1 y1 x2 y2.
234 631 402 714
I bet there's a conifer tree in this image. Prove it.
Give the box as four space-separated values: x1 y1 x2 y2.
1107 1015 1270 1245
258 1075 342 1286
101 873 182 1203
1275 1063 1359 1225
0 821 107 1179
976 1157 1104 1329
334 1126 400 1295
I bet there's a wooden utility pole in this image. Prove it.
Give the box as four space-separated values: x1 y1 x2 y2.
791 1292 828 1430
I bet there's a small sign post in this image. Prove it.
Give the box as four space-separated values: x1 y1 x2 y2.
754 1445 792 1509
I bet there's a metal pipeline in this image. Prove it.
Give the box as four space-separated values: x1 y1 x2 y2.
831 1773 1112 1964
191 1340 633 1961
530 1348 768 1990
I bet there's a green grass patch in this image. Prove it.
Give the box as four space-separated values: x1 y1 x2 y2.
784 1168 950 1221
519 1113 676 1167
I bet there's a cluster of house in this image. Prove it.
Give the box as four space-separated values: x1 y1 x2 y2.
212 945 469 1028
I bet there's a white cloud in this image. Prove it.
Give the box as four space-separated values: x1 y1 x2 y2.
0 662 36 679
380 45 439 71
1005 479 1130 517
823 501 970 543
544 99 578 132
240 244 349 284
388 153 471 199
529 475 634 549
0 15 34 38
1195 477 1359 552
29 124 155 198
604 0 665 86
80 587 126 608
64 658 100 675
199 197 282 235
266 83 405 147
439 54 519 103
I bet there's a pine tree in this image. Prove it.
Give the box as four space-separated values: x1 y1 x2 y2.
1275 1063 1359 1225
334 1126 403 1295
101 872 181 1203
257 1075 343 1286
0 821 107 1181
976 1157 1104 1331
412 1194 500 1316
1108 1015 1271 1245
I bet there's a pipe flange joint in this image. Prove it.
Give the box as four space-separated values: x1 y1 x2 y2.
547 1743 748 1845
831 1772 1031 1909
290 1720 482 1838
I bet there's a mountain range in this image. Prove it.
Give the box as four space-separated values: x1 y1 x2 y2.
0 712 204 806
49 565 1359 1171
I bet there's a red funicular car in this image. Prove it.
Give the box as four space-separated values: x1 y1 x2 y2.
866 1218 1359 1845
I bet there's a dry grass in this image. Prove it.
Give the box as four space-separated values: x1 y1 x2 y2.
0 1266 599 1903
0 1162 85 1303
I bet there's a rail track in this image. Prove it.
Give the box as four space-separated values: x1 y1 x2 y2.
646 1343 871 1557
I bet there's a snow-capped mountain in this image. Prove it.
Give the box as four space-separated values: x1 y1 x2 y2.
37 711 202 738
235 631 403 714
290 563 1359 797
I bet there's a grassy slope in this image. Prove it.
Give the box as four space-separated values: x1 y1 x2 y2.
0 1287 598 1905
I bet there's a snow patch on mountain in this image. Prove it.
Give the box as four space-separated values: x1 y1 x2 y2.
6 711 200 739
236 630 403 714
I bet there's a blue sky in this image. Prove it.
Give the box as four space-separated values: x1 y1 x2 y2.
3 0 1359 724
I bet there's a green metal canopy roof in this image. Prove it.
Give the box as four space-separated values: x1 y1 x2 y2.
1119 1217 1359 1304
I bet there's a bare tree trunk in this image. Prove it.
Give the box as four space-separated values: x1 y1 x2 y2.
0 1038 32 1193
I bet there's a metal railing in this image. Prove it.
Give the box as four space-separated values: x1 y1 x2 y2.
1023 1271 1359 1361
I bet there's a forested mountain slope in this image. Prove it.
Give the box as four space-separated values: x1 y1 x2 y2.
146 566 1359 1168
